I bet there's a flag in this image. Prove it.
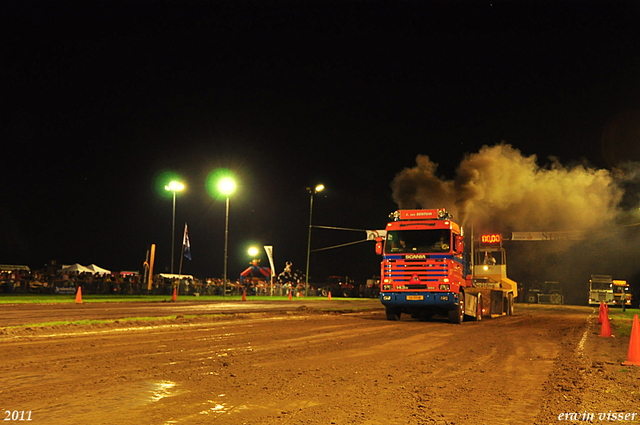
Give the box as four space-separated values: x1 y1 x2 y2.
264 245 276 277
183 223 192 260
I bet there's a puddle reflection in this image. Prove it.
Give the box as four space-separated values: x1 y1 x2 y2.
150 381 178 402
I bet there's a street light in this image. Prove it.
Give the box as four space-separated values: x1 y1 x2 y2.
218 177 236 296
305 184 324 297
164 181 185 275
248 247 259 258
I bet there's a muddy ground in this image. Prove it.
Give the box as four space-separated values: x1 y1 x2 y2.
0 301 638 424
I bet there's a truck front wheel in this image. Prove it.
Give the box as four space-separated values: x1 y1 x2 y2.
385 307 401 321
448 292 465 324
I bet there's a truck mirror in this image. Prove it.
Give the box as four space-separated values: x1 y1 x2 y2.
375 237 383 255
455 235 464 254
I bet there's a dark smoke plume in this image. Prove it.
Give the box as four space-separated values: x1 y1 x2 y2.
391 143 640 304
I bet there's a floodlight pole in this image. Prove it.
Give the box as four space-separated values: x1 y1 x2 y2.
171 191 177 274
223 196 230 296
305 184 323 297
305 192 314 297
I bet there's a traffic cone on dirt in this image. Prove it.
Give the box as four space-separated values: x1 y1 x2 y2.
328 291 332 301
288 289 292 300
172 287 177 302
75 286 82 304
242 288 247 301
622 314 640 366
599 302 604 324
599 308 613 338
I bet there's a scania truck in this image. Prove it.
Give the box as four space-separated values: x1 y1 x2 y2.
374 209 517 324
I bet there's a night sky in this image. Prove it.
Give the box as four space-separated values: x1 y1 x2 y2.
2 1 640 285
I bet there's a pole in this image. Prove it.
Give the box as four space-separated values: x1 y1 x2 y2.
223 196 230 296
170 191 176 274
148 244 156 291
470 223 475 278
305 193 314 297
179 243 185 275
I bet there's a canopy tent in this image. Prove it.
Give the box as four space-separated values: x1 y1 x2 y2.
59 263 111 275
59 263 93 274
87 264 111 275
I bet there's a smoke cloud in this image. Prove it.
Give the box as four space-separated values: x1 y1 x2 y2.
390 143 640 304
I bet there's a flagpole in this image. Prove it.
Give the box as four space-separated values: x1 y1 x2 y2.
179 223 187 275
179 244 185 275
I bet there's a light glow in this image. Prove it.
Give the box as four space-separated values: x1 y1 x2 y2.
218 178 236 195
165 181 185 192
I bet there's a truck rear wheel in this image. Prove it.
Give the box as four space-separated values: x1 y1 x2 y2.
385 307 401 321
448 292 465 324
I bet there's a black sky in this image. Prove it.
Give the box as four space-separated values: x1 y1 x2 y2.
2 1 640 283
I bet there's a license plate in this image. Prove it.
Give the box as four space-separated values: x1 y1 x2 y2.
440 295 449 301
406 295 424 300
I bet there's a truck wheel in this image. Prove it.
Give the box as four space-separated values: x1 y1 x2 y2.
475 294 482 321
385 307 401 321
508 293 514 315
448 292 465 324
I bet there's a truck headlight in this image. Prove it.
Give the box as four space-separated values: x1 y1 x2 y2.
439 284 450 291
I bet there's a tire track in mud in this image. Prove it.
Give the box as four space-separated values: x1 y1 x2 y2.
0 305 604 425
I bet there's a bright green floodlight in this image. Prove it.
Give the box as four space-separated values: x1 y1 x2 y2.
218 177 236 195
165 181 185 192
248 247 259 257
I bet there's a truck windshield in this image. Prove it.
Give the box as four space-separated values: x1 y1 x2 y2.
591 282 611 291
613 285 627 294
385 229 451 254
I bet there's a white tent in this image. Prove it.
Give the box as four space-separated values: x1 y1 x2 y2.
87 264 111 275
59 263 93 274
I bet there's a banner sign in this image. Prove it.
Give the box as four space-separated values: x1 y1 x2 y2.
263 245 276 276
511 231 585 241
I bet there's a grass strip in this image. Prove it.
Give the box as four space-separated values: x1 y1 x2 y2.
609 308 639 337
0 294 376 304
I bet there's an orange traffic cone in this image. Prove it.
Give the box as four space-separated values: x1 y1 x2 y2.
622 314 640 366
599 302 604 324
75 286 82 304
172 287 177 302
288 289 292 300
242 288 247 301
328 291 332 301
599 308 613 338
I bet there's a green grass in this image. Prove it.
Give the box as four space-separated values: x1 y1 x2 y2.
0 293 375 304
609 308 639 338
0 294 381 330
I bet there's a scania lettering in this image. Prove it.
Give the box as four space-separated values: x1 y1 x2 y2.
374 209 518 324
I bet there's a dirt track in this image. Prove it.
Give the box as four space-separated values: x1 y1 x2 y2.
0 301 638 424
